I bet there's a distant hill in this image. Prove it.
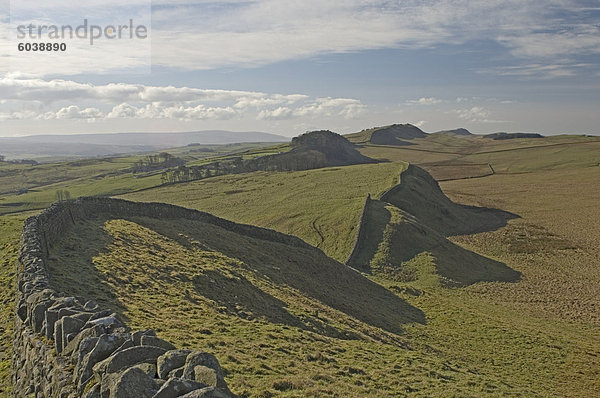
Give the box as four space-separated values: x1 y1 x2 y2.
433 128 472 136
0 130 288 160
288 130 376 166
158 130 376 183
486 132 544 140
0 140 157 161
346 124 427 145
243 130 376 171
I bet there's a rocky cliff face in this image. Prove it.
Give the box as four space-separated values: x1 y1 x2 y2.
12 197 241 398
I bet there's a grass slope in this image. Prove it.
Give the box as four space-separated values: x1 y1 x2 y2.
345 124 427 146
47 214 428 397
115 140 600 396
439 166 600 394
1 132 599 396
382 165 516 236
123 162 407 262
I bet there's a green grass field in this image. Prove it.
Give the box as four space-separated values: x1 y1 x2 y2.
0 132 599 396
45 212 595 397
123 162 406 262
0 142 279 215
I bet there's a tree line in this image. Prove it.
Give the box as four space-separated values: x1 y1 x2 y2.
160 150 327 184
132 152 185 173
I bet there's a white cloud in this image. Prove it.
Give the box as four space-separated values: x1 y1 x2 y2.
159 104 237 121
0 110 39 120
234 94 308 110
293 98 365 119
456 107 490 121
498 28 600 59
0 76 364 122
0 77 309 105
257 107 293 120
106 103 139 118
455 106 507 124
478 63 592 79
56 105 103 119
406 97 443 106
147 0 600 74
106 103 237 120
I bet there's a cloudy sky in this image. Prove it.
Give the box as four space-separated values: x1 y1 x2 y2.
1 0 599 137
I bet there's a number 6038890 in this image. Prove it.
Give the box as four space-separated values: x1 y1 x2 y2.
18 42 66 51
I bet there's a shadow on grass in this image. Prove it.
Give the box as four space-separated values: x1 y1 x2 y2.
46 216 130 323
130 216 426 335
191 269 301 325
350 202 521 287
46 212 426 339
348 200 391 272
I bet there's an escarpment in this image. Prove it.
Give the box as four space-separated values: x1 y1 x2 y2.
12 197 242 398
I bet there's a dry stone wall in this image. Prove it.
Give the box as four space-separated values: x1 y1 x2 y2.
10 197 275 398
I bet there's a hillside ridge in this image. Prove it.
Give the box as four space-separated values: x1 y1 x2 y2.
346 164 520 285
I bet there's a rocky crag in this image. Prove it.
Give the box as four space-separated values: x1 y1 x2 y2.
12 197 244 398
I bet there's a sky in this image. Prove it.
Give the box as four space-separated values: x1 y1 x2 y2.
0 0 599 137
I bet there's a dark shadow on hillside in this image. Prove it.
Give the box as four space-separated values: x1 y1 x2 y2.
46 215 359 340
431 239 521 287
355 208 520 287
191 269 302 325
46 216 130 323
349 200 391 272
130 216 426 335
190 269 356 339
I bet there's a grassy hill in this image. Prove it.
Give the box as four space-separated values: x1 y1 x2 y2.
44 207 428 397
43 200 589 397
0 142 275 215
357 133 600 178
0 131 287 161
486 132 544 140
432 128 472 136
201 130 375 175
345 124 427 145
118 133 600 396
287 130 375 166
347 165 521 286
